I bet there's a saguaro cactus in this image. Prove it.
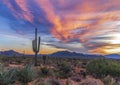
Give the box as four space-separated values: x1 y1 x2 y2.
32 28 40 66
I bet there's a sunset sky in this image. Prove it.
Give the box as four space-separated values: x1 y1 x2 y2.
0 0 120 54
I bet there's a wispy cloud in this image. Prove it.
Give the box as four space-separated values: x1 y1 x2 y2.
1 0 120 54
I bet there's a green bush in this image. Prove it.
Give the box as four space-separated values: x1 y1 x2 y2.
39 67 50 77
87 58 120 78
54 61 72 78
17 64 36 84
0 64 17 85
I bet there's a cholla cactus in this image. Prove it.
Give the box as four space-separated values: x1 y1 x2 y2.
0 64 17 85
17 64 36 84
32 28 40 66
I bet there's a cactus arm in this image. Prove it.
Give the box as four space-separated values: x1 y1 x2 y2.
32 40 36 52
32 40 34 52
37 37 40 53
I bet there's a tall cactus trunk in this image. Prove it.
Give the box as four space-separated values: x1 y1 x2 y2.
35 28 37 66
35 52 37 66
32 28 40 66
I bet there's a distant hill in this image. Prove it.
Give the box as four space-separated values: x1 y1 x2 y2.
105 54 120 59
49 51 104 59
0 50 22 57
1 50 120 59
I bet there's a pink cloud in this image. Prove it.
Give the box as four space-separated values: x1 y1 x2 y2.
2 0 120 54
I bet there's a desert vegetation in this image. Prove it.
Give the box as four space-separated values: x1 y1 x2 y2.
0 56 120 85
87 58 120 78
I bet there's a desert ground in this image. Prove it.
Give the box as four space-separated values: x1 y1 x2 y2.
0 56 120 85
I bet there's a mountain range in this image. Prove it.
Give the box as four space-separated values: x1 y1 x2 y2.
48 51 104 59
105 54 120 59
0 50 105 59
0 50 120 59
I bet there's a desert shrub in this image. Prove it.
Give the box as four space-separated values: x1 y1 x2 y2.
81 62 87 68
76 61 82 68
44 78 61 85
0 56 3 62
0 64 17 85
87 58 120 78
54 61 72 78
102 75 114 85
3 62 9 67
39 67 50 77
102 75 120 85
17 64 36 84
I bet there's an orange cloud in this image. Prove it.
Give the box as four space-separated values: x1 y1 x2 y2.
2 0 120 54
89 44 120 54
